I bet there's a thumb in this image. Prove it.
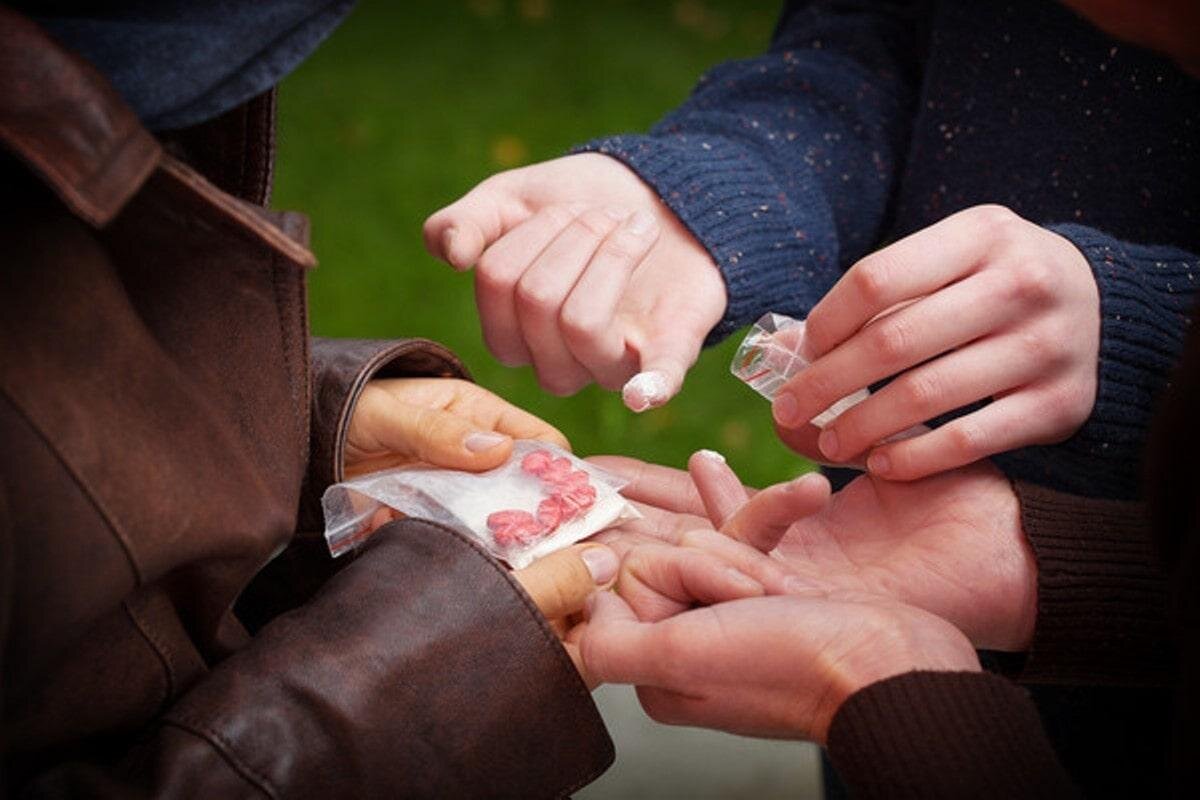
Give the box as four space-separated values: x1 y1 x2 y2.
621 336 699 413
514 544 619 621
359 397 516 471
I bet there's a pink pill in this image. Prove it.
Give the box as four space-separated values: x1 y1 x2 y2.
521 450 553 476
537 497 564 531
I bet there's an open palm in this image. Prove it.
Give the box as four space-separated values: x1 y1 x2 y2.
773 464 1035 651
591 455 1036 652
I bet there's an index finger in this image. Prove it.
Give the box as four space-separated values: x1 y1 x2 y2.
586 456 709 517
803 207 998 359
423 176 530 269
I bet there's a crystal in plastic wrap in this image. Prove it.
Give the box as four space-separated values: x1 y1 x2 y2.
730 312 869 428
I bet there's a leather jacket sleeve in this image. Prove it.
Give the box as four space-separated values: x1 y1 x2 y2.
238 337 477 630
302 336 471 528
25 518 614 799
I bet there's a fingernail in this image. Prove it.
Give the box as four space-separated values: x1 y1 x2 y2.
464 431 508 452
867 452 890 475
627 209 657 235
818 428 839 460
622 371 669 413
793 472 825 490
581 547 619 584
724 567 764 594
696 448 726 464
772 392 801 427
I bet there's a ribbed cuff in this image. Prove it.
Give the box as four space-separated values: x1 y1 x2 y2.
995 226 1197 499
1011 480 1173 685
827 671 1077 799
575 133 839 343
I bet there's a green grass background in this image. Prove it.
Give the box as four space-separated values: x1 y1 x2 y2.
274 0 813 487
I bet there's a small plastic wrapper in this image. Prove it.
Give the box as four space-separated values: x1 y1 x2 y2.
730 312 869 428
322 440 641 569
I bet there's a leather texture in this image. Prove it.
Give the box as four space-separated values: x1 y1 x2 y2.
0 9 612 797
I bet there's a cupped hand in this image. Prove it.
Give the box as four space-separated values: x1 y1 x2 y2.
594 453 1038 652
577 582 979 743
423 153 726 409
772 204 1100 481
344 377 568 476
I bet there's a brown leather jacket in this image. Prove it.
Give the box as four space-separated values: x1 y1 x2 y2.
0 10 613 797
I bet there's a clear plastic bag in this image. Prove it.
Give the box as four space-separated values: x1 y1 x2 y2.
730 312 868 428
322 440 641 568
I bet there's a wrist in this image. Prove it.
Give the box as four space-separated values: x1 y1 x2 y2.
814 604 981 744
983 475 1040 652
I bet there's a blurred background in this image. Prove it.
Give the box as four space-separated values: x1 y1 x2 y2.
273 0 821 796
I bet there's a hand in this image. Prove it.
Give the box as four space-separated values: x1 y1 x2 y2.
423 153 726 409
513 543 620 681
344 377 568 476
595 453 1038 652
578 581 979 743
771 205 1100 481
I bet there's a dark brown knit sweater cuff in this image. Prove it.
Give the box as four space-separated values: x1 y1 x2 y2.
826 671 1077 799
1012 480 1172 685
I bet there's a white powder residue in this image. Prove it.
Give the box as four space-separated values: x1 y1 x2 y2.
622 370 669 412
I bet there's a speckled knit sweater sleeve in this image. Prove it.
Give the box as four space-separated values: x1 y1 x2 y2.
991 227 1198 498
576 0 929 341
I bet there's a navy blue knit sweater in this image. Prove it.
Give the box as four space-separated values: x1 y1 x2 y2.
580 0 1199 499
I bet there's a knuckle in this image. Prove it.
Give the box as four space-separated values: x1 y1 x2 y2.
572 209 618 240
1015 329 1054 363
412 413 446 457
542 204 579 229
970 203 1019 233
900 371 942 415
868 317 913 363
559 305 604 346
475 250 518 290
803 368 842 407
802 312 831 354
947 420 988 459
482 330 528 366
1008 260 1056 305
678 529 711 549
538 371 586 398
515 275 561 316
851 257 892 305
595 233 641 264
